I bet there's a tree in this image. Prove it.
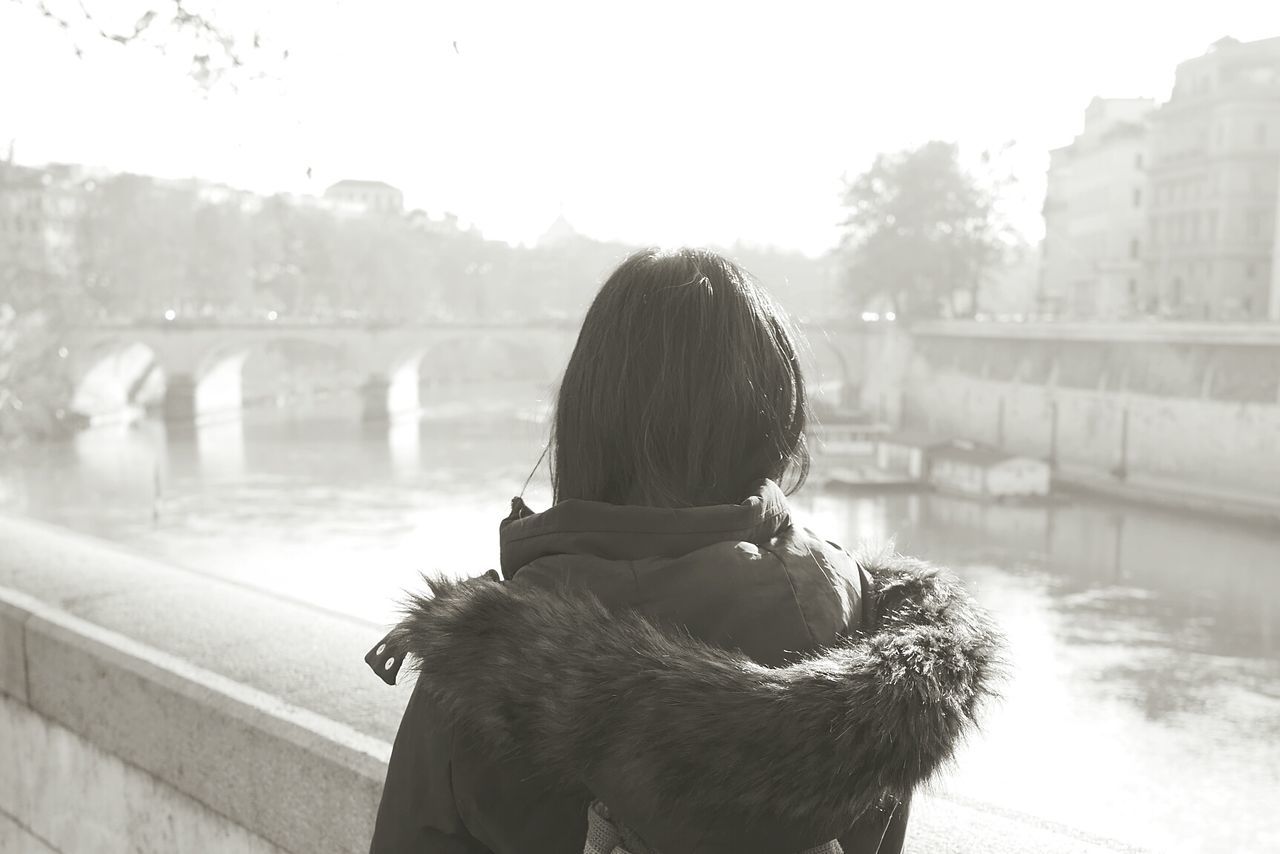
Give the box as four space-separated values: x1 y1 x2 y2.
187 196 254 313
75 173 200 317
0 162 86 441
8 0 282 89
838 141 1017 319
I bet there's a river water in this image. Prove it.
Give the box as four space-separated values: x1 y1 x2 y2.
1 389 1277 853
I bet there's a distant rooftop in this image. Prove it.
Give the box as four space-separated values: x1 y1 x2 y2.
1171 34 1280 95
0 162 45 189
537 212 580 247
325 179 401 194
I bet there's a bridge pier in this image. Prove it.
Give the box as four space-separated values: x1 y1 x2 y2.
163 364 243 425
361 367 421 422
162 374 199 423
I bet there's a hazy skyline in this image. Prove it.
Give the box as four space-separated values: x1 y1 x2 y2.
3 0 1277 255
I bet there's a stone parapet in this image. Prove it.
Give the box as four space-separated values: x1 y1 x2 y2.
0 584 386 854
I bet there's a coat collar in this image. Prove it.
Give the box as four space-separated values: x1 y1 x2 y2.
497 479 791 579
384 552 1004 853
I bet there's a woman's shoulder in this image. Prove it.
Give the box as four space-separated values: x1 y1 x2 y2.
761 524 869 647
509 525 866 666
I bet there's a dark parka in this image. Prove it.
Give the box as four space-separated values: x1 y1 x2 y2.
368 480 1002 854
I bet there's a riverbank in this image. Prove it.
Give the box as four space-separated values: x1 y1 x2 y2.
1054 463 1280 527
843 322 1280 516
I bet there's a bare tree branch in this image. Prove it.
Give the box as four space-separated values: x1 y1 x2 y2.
10 0 278 88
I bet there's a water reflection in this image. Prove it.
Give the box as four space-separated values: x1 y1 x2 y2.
72 421 157 497
384 419 421 475
792 487 1280 852
195 418 246 480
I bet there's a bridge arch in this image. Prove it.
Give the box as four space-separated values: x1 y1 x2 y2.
67 332 349 425
67 338 165 424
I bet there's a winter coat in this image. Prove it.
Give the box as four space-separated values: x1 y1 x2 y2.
367 479 1001 854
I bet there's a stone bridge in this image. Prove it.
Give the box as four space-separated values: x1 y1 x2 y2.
57 320 879 425
59 320 583 423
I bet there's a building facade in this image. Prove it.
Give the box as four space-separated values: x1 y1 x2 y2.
1144 36 1280 320
1039 97 1154 319
0 161 83 305
1273 164 1280 319
323 180 404 216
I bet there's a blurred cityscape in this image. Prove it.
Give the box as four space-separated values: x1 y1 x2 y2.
2 163 845 327
1041 35 1280 321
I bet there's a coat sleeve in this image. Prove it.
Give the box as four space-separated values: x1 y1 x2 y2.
369 676 492 854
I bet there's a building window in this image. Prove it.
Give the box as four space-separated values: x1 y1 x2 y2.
1257 123 1269 146
1129 238 1140 259
1134 153 1144 169
1133 188 1142 207
1246 262 1256 279
1128 278 1138 297
1247 212 1262 239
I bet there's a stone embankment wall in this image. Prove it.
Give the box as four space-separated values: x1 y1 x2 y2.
845 321 1280 515
0 515 396 854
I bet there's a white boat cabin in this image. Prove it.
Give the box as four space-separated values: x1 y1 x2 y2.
816 418 890 459
927 442 1051 499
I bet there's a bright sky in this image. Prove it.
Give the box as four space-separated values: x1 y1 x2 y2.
2 0 1278 254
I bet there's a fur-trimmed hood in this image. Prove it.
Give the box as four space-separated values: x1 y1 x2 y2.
380 552 1003 853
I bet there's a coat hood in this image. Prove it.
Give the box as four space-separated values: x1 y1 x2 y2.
382 550 1004 853
497 478 791 578
490 480 869 670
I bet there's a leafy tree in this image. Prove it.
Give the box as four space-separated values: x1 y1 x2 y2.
0 163 85 441
186 197 253 312
838 141 1016 319
75 174 199 317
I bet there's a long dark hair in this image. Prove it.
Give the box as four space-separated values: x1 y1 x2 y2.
550 247 809 507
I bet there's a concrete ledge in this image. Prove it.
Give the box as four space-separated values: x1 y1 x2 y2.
0 807 59 854
1 694 283 854
0 513 413 743
0 594 30 704
0 586 387 854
